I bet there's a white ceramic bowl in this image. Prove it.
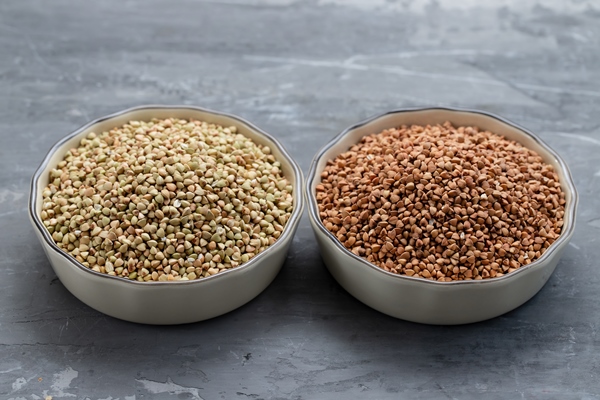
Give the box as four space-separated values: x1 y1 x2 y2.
306 107 578 325
30 105 304 324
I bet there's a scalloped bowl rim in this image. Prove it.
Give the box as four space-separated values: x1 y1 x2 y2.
306 106 578 286
29 104 305 287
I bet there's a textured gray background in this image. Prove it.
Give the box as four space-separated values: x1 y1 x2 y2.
1 0 600 398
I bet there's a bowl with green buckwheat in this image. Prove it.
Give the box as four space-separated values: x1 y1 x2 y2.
30 105 303 324
306 107 577 325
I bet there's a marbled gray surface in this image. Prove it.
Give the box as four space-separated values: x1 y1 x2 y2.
1 0 600 398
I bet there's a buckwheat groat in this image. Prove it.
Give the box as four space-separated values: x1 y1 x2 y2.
316 122 564 281
41 118 293 281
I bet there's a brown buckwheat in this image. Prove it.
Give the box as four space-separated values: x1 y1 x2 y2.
316 122 565 281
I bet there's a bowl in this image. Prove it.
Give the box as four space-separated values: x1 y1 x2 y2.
306 107 578 325
30 105 304 324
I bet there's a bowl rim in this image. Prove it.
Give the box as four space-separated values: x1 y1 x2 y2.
305 106 578 286
29 104 305 286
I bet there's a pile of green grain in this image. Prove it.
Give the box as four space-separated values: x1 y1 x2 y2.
41 118 294 281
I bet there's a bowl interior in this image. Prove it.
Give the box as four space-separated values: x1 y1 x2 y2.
307 108 577 280
31 105 304 283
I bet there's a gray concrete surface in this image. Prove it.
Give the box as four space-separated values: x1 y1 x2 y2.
1 0 600 398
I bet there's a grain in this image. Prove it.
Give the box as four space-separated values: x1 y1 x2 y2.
316 122 565 281
41 118 293 281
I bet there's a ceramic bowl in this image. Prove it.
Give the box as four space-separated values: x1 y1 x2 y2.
306 107 578 325
30 105 304 324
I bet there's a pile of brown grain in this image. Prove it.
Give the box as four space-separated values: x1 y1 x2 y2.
316 122 565 281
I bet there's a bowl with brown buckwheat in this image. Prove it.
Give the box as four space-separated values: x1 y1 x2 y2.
30 105 303 324
306 107 577 325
